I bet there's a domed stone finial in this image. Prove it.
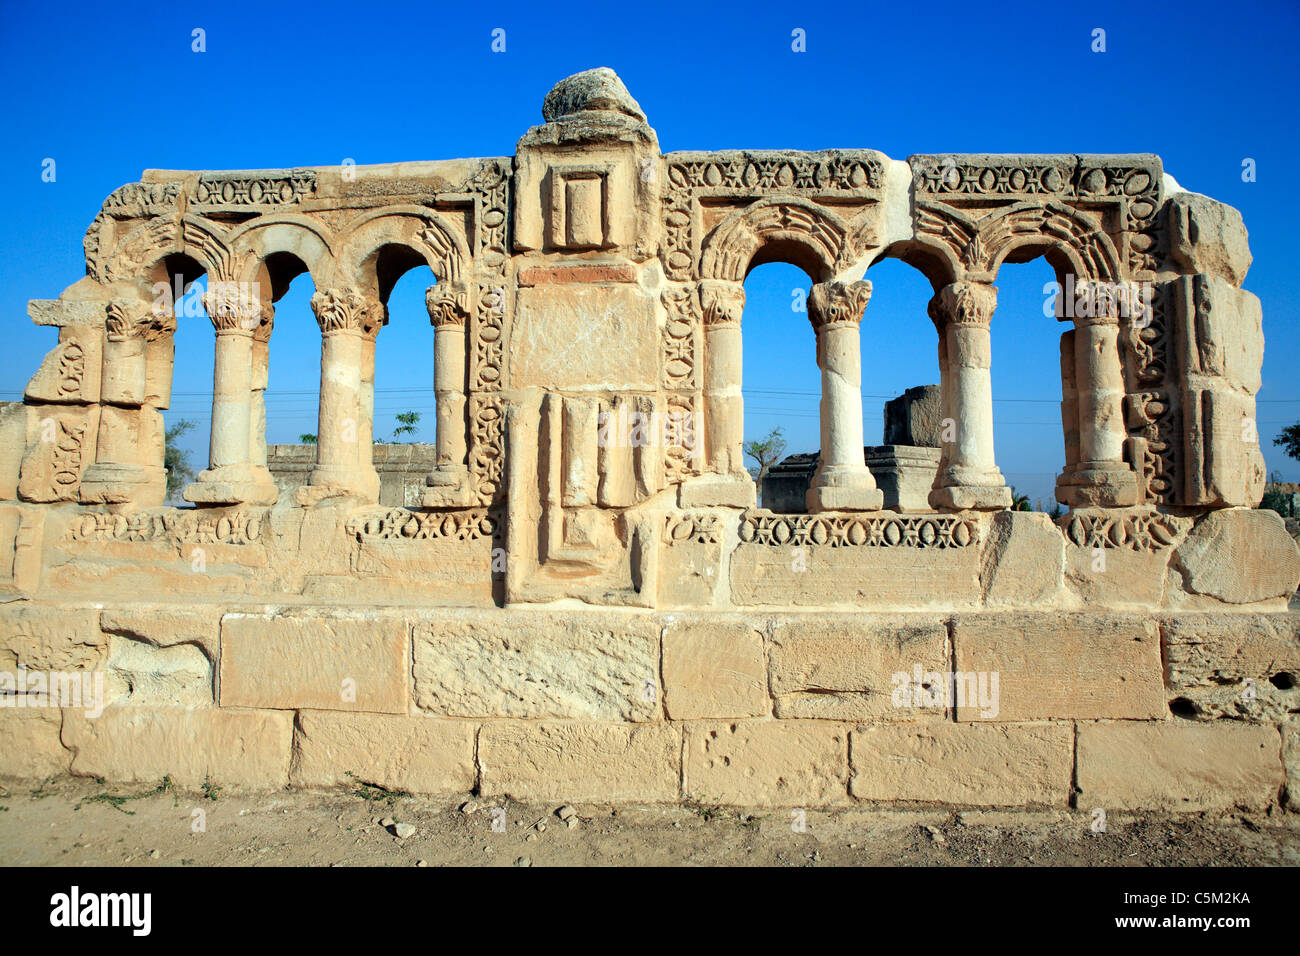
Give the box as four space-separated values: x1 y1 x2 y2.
542 67 646 123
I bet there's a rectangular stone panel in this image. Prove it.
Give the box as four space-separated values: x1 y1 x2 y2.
220 613 409 714
291 711 475 795
951 614 1165 721
850 723 1073 806
685 720 849 807
62 707 293 789
479 721 679 803
768 615 949 721
1076 721 1282 811
662 620 767 720
413 610 660 720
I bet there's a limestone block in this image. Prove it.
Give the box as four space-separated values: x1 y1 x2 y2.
0 504 45 593
685 720 848 807
541 67 647 123
17 405 99 502
768 616 948 720
0 708 69 778
220 613 410 714
883 384 943 446
99 604 225 662
1285 718 1299 813
1163 614 1300 721
980 511 1065 607
479 721 679 803
0 604 103 672
1076 721 1282 811
1059 509 1185 608
731 512 981 609
1169 193 1252 287
27 298 106 328
658 512 726 608
850 723 1073 806
863 446 941 512
291 711 475 794
103 634 212 708
413 611 659 720
1172 508 1300 605
662 620 766 719
509 285 657 390
62 707 294 789
24 327 102 405
0 403 27 499
951 614 1165 721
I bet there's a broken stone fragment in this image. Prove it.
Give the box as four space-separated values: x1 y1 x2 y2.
541 67 646 123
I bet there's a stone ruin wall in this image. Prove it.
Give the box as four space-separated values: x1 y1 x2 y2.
1 69 1298 811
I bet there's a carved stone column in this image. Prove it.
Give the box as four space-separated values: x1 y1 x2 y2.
806 280 882 513
699 280 747 478
248 306 273 475
1056 281 1139 507
423 282 473 507
185 286 278 505
298 288 382 505
80 300 164 504
928 281 1011 511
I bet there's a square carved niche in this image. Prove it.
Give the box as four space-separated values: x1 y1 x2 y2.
548 164 613 250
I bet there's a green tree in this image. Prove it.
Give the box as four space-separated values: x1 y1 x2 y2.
299 433 317 444
743 427 786 505
1008 486 1031 512
164 418 197 502
393 410 421 441
1275 423 1300 462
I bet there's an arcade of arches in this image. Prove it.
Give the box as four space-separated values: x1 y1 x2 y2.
1 69 1296 811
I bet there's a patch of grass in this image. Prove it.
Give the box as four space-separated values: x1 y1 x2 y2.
75 793 136 815
201 777 221 802
684 798 725 823
346 771 408 806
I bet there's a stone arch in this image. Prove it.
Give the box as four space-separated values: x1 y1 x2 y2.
700 197 854 283
869 239 962 294
979 201 1121 284
225 215 334 297
331 207 470 301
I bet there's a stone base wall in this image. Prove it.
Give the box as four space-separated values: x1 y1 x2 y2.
0 601 1294 809
267 444 436 509
0 498 1296 810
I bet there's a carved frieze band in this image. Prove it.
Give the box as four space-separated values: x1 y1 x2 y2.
67 509 267 545
346 508 498 542
1059 510 1188 551
739 511 978 549
664 512 722 546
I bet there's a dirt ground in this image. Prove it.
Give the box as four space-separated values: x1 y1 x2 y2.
1 776 1297 867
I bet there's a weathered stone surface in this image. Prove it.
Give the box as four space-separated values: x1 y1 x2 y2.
1076 722 1282 811
850 723 1073 806
103 634 212 708
0 708 68 778
62 708 293 789
980 511 1066 607
99 604 224 661
952 614 1165 721
291 711 475 794
686 720 848 806
24 326 102 405
1169 192 1252 286
883 385 943 447
220 613 410 714
1162 614 1300 721
1173 509 1300 605
0 504 45 594
414 611 659 720
509 286 657 390
1284 718 1299 813
0 604 103 672
768 616 948 720
479 722 679 803
662 620 766 719
542 67 646 123
0 403 28 499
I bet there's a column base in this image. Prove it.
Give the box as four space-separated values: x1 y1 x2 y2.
422 466 475 508
929 484 1012 511
295 466 379 507
183 465 279 507
678 472 756 509
80 463 152 506
1056 462 1140 508
806 484 884 512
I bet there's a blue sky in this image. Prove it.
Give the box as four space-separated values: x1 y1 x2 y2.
1 0 1296 506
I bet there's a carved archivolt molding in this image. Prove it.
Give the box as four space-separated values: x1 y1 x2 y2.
701 198 856 282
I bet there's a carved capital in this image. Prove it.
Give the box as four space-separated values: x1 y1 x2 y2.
426 282 470 329
808 279 872 332
105 301 161 342
311 288 383 336
203 281 265 333
927 280 996 330
1069 279 1125 326
699 280 745 329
